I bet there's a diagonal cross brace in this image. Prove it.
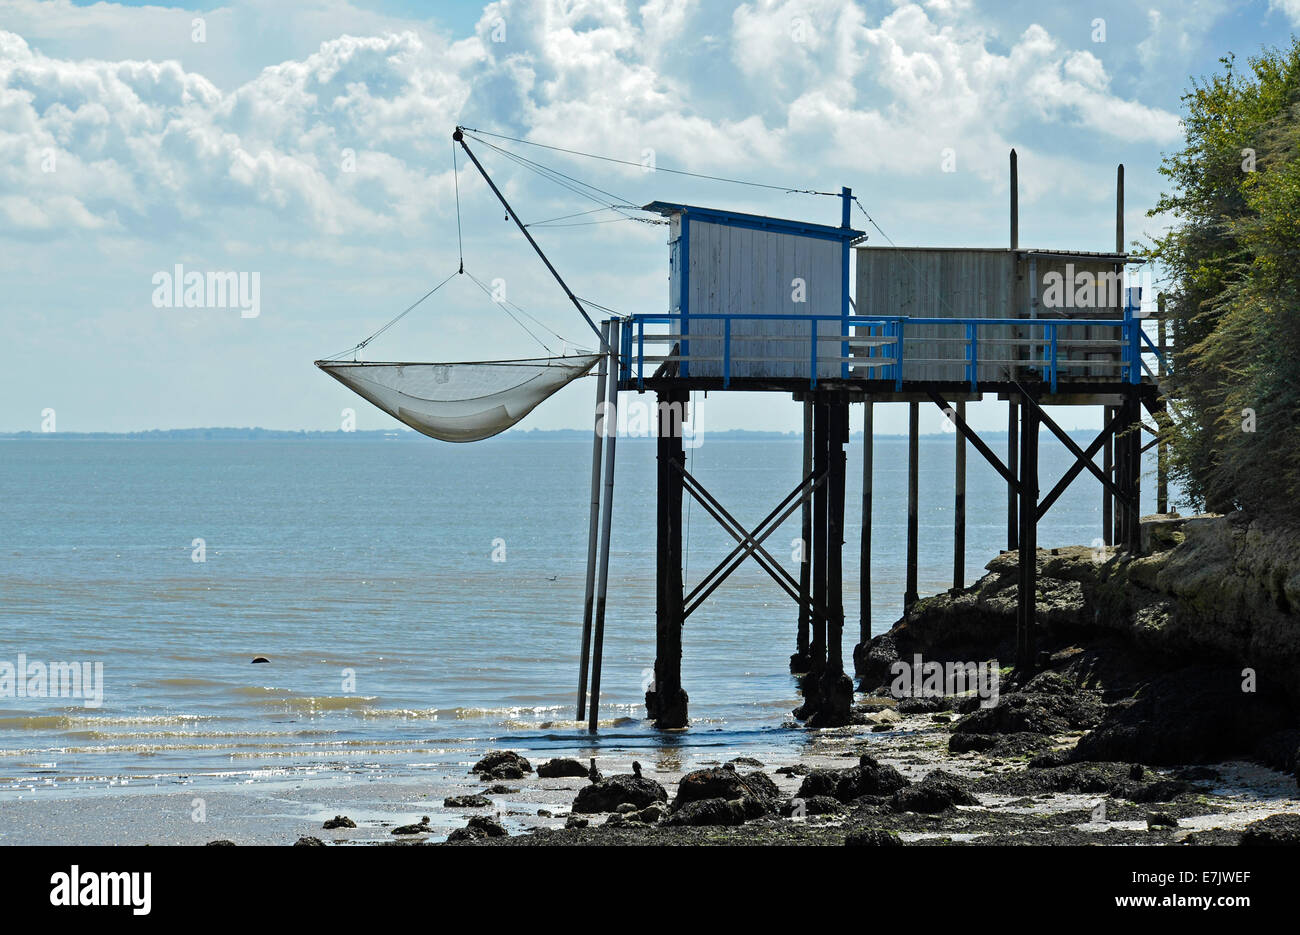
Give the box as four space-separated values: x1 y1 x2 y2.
1036 407 1130 520
1017 388 1136 513
928 390 1020 493
675 463 827 620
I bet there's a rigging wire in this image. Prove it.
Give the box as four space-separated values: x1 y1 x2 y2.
459 126 841 197
452 141 465 271
463 269 558 355
324 270 460 360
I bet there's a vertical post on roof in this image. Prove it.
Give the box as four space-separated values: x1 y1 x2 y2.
905 401 920 612
587 319 621 732
576 320 611 720
1007 150 1020 554
841 187 852 379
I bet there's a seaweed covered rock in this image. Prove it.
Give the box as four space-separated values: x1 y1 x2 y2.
572 773 668 813
1239 814 1300 846
673 766 780 810
953 671 1102 736
445 815 508 842
536 757 591 779
471 750 533 781
1073 665 1289 765
662 796 768 827
889 770 979 813
844 829 903 846
795 754 910 804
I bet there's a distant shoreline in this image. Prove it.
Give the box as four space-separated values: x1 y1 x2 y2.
0 428 1031 442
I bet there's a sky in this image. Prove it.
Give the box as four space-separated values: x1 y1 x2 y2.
2 0 1296 435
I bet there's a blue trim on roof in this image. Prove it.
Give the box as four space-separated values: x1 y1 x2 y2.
643 201 864 243
680 215 690 379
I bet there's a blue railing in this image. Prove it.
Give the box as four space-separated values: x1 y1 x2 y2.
619 310 1160 392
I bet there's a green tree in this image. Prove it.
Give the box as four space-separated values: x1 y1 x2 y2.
1147 40 1300 517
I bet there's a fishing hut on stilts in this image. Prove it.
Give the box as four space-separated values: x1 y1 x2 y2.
577 151 1171 730
313 130 1171 734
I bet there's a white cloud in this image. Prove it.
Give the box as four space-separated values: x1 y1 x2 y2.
1270 0 1300 26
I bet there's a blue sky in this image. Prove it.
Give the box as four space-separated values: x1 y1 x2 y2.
2 0 1297 434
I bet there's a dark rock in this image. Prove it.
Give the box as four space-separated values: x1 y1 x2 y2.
898 695 951 714
774 764 809 776
391 816 431 835
844 829 903 846
251 657 269 664
1128 779 1190 803
571 773 668 813
614 802 638 814
445 815 507 842
672 767 780 811
205 840 237 846
783 795 844 816
949 731 1051 758
931 714 952 724
1239 814 1300 846
890 770 979 813
1073 665 1289 766
293 836 325 846
484 785 519 794
795 754 909 804
662 796 766 827
1172 765 1221 782
443 793 491 808
727 756 764 768
954 672 1102 736
322 815 356 830
536 757 591 779
1147 812 1178 829
471 750 533 781
632 803 665 824
565 815 589 829
537 809 552 817
1253 728 1300 780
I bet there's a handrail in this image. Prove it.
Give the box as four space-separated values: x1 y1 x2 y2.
620 311 1164 390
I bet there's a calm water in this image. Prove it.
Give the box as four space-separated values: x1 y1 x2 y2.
0 432 1165 797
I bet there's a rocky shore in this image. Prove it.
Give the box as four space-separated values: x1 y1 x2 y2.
282 512 1300 846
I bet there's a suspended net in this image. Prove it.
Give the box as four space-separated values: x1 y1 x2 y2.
316 356 600 443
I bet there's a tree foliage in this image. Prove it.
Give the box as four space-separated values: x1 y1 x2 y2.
1147 40 1300 517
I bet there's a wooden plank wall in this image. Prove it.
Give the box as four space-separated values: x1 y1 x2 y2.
685 219 844 379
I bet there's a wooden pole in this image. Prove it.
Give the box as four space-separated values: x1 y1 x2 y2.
1007 399 1019 551
953 399 966 591
1010 149 1019 251
794 399 813 670
576 321 610 719
905 401 919 611
827 401 847 675
649 387 688 728
1017 390 1038 670
859 400 873 646
587 319 621 732
811 398 828 673
1157 293 1169 514
1103 404 1114 545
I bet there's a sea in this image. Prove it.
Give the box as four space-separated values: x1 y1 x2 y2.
0 432 1169 841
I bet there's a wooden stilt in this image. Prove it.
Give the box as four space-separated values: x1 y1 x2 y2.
1103 405 1115 546
792 399 813 672
648 387 688 728
587 319 621 732
1007 399 1019 551
1156 293 1169 515
859 400 873 646
827 401 847 674
576 320 610 720
953 399 966 591
810 397 829 673
1017 390 1039 670
905 401 919 611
